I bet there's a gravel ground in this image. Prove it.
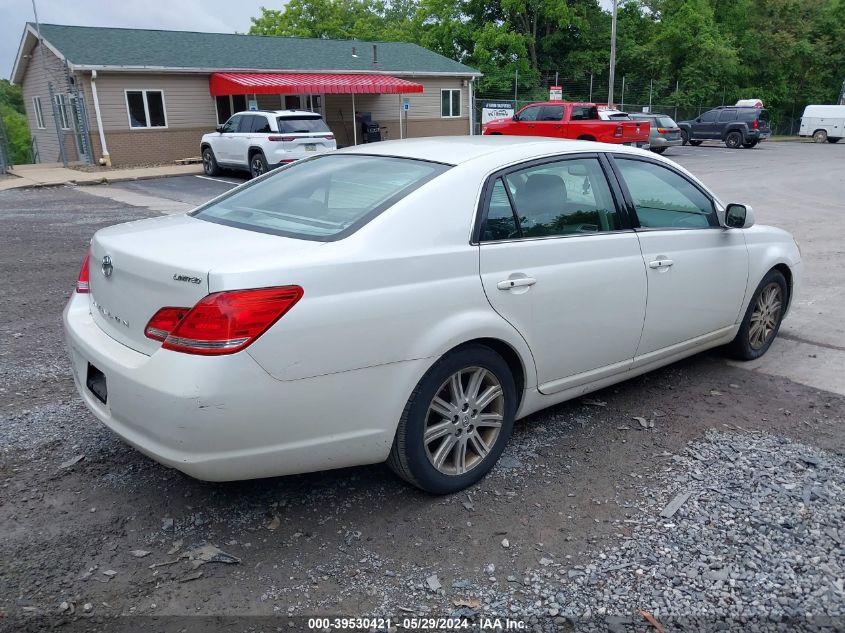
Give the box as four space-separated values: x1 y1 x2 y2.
1 185 844 633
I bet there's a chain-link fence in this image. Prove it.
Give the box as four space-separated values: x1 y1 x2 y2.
476 73 803 135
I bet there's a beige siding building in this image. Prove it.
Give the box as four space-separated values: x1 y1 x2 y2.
12 24 481 167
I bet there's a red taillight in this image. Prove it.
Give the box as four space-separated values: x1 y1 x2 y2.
76 250 91 293
144 286 303 355
753 119 759 129
323 134 334 140
614 125 623 137
657 127 668 134
144 307 190 341
268 135 296 142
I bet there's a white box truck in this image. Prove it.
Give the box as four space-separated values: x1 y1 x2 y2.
799 105 845 143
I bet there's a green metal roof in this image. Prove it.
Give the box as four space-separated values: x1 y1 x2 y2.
33 23 480 76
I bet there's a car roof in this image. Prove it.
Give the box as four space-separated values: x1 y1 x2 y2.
234 110 322 117
337 135 650 166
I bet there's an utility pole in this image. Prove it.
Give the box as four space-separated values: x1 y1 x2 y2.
32 0 67 166
608 0 618 106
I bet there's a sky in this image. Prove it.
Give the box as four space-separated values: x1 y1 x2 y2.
1 0 272 79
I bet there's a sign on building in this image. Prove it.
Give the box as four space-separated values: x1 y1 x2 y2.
549 85 563 100
481 102 515 126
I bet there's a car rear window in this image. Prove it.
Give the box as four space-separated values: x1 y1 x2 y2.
192 154 450 241
277 116 331 134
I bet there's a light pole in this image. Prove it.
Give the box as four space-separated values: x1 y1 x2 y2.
608 0 618 106
512 54 519 106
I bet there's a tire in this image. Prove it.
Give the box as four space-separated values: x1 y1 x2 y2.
202 147 221 176
249 151 269 179
680 130 689 145
727 269 788 361
651 147 667 154
743 140 758 148
813 129 828 143
689 140 703 146
725 131 743 149
577 135 597 142
827 137 840 144
387 345 517 494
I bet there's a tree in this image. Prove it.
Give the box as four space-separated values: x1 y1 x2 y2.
0 79 31 165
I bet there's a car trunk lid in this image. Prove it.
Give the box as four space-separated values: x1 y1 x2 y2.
88 214 322 355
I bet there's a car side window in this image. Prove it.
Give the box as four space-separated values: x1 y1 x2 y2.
480 157 621 241
540 105 564 121
615 158 718 229
481 179 520 241
571 106 598 120
518 106 541 122
718 109 738 122
221 115 241 133
700 111 717 123
252 116 272 133
238 115 257 133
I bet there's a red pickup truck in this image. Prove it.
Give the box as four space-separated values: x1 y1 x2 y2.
483 101 650 148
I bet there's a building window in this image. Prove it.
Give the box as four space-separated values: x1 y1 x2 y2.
125 90 167 128
32 96 45 128
441 89 461 118
54 94 70 129
215 95 247 124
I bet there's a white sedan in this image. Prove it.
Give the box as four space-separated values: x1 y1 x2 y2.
64 136 801 494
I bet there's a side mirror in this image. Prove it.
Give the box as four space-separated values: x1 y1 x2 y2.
512 114 520 121
216 125 224 133
695 118 701 123
725 203 755 229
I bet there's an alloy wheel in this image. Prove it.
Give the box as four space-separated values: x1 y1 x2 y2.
202 150 213 175
251 157 265 178
423 367 504 476
749 282 783 350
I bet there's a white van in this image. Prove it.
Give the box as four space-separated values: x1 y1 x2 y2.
799 105 845 143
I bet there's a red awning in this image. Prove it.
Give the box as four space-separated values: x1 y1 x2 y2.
210 73 424 96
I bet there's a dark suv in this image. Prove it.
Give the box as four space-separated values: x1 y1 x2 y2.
678 106 771 149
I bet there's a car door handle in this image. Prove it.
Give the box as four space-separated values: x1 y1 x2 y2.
648 259 674 269
497 277 536 290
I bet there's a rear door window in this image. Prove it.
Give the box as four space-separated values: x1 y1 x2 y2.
718 109 738 122
700 110 717 122
540 106 564 121
571 106 598 120
193 155 449 241
277 117 330 134
237 115 257 133
251 116 272 133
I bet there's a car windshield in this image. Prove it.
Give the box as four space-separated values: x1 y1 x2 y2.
192 154 450 240
277 116 331 134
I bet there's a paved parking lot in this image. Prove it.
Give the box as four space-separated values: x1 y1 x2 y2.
1 141 843 629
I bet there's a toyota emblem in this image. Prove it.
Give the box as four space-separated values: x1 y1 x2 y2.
101 255 113 278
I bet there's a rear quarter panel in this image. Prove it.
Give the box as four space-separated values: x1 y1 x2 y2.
208 164 538 388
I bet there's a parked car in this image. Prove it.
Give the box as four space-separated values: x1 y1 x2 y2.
596 107 631 120
798 105 845 143
630 113 683 154
678 106 771 149
201 110 336 178
484 102 650 149
65 137 801 494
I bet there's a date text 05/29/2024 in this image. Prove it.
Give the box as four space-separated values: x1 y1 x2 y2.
307 617 527 630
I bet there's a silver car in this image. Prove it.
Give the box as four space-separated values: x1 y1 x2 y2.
631 113 683 154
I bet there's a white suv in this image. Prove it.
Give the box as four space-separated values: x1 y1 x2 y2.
201 110 337 178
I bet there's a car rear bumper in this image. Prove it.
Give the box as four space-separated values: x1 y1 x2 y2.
63 293 422 481
650 137 683 148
